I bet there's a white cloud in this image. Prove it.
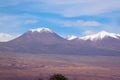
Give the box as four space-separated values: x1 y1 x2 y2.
63 20 101 27
24 20 38 24
56 0 120 17
0 0 120 35
59 0 120 17
83 30 96 35
1 0 120 17
0 33 20 42
25 0 120 17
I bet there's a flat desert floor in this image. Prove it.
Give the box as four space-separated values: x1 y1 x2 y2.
0 52 120 80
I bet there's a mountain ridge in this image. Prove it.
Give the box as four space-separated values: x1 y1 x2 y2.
66 31 120 41
0 28 120 56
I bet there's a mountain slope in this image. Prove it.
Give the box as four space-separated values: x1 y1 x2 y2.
0 28 69 53
69 31 120 51
0 29 120 56
80 31 120 41
10 28 66 44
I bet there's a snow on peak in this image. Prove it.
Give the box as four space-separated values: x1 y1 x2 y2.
66 35 78 40
80 31 120 41
30 28 53 33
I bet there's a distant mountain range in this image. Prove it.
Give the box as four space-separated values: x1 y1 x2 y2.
67 31 120 52
0 28 120 56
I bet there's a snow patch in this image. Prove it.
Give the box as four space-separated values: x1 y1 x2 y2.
30 28 53 33
66 35 78 40
80 31 120 41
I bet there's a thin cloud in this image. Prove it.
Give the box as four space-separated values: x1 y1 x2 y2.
0 0 120 35
24 20 38 24
0 15 22 32
59 0 120 17
83 30 96 35
1 0 120 17
0 14 40 33
63 20 101 27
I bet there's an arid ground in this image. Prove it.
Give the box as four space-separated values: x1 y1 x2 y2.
0 52 120 80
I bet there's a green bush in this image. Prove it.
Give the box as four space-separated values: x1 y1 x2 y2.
38 78 43 80
49 74 68 80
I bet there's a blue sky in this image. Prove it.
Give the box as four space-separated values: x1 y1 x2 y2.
0 0 120 38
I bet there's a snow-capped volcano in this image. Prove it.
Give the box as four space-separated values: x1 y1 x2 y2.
10 27 66 45
80 31 120 41
76 31 120 52
0 29 120 55
29 28 53 33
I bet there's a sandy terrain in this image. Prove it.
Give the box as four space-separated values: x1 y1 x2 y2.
0 52 120 80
